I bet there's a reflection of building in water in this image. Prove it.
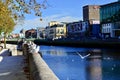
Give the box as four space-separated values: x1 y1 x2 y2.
46 50 65 56
102 49 120 59
86 58 102 80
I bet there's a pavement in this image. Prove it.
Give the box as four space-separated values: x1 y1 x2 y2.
0 44 28 80
0 49 10 56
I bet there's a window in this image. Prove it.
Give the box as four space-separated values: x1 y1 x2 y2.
56 29 60 34
60 29 64 34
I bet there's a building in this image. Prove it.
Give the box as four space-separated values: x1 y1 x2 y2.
45 23 67 40
10 33 19 38
89 20 100 38
66 21 89 39
48 21 59 26
83 5 101 38
101 23 114 38
36 27 45 39
25 29 37 38
83 5 100 21
100 1 120 38
45 26 55 39
19 29 26 38
100 1 120 23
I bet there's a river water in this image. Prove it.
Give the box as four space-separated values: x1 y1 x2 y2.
39 45 120 80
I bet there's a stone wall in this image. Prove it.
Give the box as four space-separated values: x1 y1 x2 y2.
23 43 59 80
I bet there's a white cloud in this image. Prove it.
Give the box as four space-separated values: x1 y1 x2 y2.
13 14 81 33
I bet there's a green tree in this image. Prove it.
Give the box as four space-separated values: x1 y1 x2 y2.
2 0 47 21
0 1 15 48
0 0 47 48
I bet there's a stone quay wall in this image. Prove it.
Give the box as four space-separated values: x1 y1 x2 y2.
22 43 59 80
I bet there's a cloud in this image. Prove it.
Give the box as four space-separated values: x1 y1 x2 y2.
13 14 81 33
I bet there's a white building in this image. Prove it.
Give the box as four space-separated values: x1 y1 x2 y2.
36 27 45 39
102 23 116 38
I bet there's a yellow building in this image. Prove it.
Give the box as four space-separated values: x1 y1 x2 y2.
45 23 67 40
55 24 66 39
48 21 59 26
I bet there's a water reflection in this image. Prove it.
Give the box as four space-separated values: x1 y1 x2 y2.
40 45 120 80
86 58 102 80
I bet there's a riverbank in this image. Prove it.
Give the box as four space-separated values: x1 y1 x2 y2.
33 39 120 48
5 38 120 48
0 44 28 80
0 43 59 80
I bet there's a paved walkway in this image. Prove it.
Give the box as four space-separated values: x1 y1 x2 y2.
0 44 28 80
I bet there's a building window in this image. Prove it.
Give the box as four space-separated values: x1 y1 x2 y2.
56 29 60 34
60 29 64 34
50 30 54 34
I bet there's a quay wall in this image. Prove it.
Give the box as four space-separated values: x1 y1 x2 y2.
23 44 59 80
6 38 120 48
34 39 120 48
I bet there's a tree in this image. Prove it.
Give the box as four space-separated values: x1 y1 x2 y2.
0 1 15 48
1 0 47 22
0 0 47 48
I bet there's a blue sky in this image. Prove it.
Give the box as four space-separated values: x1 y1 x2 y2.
13 0 117 33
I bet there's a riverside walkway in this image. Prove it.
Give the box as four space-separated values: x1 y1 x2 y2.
0 43 59 80
0 44 28 80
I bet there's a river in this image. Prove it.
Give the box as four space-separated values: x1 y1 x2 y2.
39 45 120 80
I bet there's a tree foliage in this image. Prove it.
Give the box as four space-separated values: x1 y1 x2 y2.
1 0 47 22
0 0 47 48
0 1 15 48
0 1 15 34
0 0 47 33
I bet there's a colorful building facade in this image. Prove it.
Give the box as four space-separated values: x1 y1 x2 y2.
66 21 89 39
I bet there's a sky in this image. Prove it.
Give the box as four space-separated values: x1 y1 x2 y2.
13 0 117 33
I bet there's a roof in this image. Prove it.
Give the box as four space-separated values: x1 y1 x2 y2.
100 1 120 7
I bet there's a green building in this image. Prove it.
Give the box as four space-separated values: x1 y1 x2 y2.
100 1 120 38
100 1 120 23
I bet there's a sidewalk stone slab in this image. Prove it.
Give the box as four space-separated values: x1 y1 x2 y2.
0 55 28 80
0 49 10 56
